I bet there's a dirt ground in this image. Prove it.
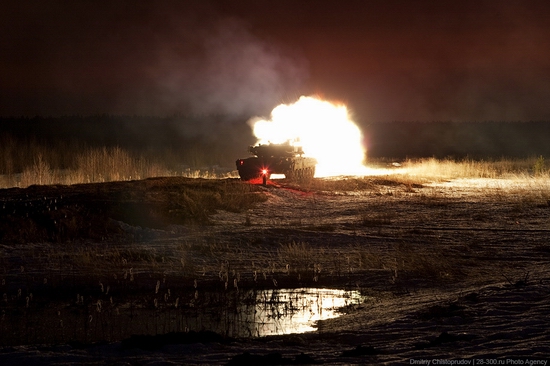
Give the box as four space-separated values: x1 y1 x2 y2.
0 176 549 365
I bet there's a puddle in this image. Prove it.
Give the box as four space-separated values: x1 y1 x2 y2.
172 287 367 338
0 287 366 345
237 288 365 336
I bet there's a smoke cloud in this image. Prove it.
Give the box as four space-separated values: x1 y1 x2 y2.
146 17 308 117
0 2 308 118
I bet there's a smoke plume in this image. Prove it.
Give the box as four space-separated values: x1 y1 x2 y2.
0 2 308 118
147 17 308 117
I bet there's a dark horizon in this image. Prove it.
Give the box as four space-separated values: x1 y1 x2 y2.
2 1 550 125
2 117 550 173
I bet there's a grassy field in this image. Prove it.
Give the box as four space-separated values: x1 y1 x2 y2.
1 157 550 362
1 144 548 189
0 145 238 189
398 155 548 180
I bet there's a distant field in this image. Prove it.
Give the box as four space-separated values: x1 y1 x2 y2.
1 146 547 188
2 116 550 189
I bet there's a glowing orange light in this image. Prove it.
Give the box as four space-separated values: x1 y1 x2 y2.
249 95 369 177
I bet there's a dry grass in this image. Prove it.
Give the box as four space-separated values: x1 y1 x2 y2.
0 177 268 243
295 178 377 192
3 155 550 348
278 241 315 273
397 156 549 180
279 157 550 198
3 145 549 191
392 243 466 284
0 145 239 189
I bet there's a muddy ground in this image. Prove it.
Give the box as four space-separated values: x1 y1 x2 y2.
0 176 549 365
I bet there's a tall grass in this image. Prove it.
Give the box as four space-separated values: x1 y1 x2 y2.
0 145 237 189
2 134 549 189
397 156 550 180
9 147 170 188
72 147 166 183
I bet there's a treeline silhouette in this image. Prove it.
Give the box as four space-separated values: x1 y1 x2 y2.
365 120 550 160
0 115 255 174
1 117 549 176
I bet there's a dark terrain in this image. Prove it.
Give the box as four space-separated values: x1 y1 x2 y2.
0 176 549 364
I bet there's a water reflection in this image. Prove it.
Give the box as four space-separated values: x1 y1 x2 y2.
0 287 366 345
236 288 364 336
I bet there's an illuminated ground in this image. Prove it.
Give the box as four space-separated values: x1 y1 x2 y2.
0 176 549 364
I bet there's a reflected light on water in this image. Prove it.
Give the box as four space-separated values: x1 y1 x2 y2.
242 288 364 336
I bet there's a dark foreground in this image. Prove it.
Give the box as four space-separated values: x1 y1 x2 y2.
0 176 549 365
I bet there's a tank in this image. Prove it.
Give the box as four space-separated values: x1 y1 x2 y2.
236 141 317 183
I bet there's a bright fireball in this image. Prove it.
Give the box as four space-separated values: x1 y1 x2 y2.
249 95 368 177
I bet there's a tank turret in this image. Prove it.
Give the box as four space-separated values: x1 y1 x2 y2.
248 141 304 158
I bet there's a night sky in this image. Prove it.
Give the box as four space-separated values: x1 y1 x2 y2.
2 0 550 123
